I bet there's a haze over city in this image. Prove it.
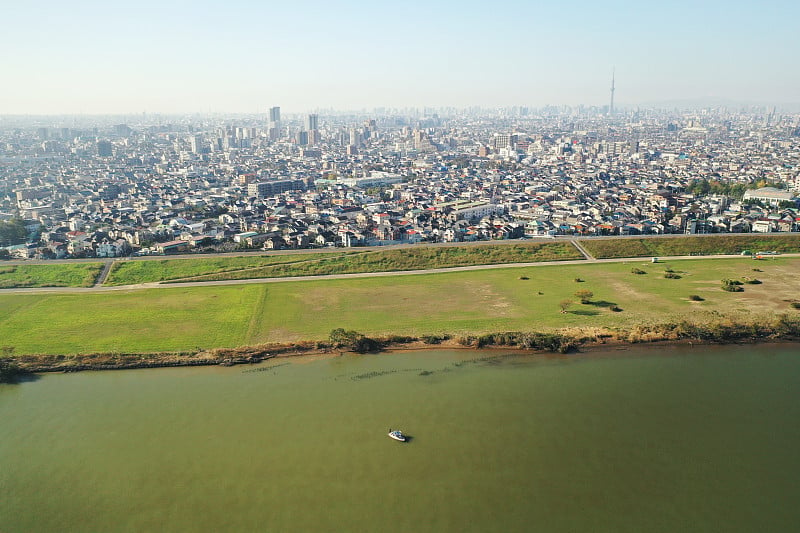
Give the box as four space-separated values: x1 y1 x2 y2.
3 0 799 115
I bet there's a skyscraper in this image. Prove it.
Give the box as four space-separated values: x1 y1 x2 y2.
269 107 281 123
190 135 203 154
306 113 319 132
97 140 113 157
268 106 281 141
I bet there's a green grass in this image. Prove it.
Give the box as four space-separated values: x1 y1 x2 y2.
0 286 258 354
580 234 800 259
104 242 581 285
0 263 104 288
1 257 798 355
176 242 582 283
105 252 358 285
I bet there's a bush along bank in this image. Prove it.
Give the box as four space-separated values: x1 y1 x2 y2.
609 313 800 344
0 359 29 383
455 332 580 353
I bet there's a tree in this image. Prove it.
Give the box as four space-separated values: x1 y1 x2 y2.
329 328 352 348
559 300 573 313
0 219 27 246
329 328 381 353
574 290 594 304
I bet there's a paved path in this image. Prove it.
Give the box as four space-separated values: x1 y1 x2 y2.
1 253 789 295
93 260 114 287
570 239 595 260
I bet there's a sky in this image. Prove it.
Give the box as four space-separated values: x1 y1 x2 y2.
1 0 798 114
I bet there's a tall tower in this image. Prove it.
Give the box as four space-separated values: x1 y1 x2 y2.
609 68 616 115
268 106 281 140
269 107 281 123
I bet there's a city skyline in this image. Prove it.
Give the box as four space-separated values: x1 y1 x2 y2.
2 0 798 115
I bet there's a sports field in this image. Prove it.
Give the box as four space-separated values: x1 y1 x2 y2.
0 257 796 355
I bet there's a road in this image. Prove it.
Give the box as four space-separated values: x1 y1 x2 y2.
1 253 786 295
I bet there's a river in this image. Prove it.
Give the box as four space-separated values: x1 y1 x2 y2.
1 345 798 532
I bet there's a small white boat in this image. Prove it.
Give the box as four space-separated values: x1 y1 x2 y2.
387 429 406 442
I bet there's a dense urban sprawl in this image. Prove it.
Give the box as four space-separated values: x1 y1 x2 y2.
1 106 799 259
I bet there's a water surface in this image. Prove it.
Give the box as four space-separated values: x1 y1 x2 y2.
1 345 799 532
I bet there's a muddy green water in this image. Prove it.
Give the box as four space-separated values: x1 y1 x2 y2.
2 345 799 532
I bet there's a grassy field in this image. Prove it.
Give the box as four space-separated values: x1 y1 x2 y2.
579 234 800 259
1 256 797 355
173 242 582 283
0 287 257 354
0 263 104 288
104 252 360 285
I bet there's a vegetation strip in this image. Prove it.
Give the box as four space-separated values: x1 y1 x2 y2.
168 242 582 283
4 314 800 378
6 235 798 289
579 234 800 259
0 263 104 289
2 256 800 357
103 251 360 285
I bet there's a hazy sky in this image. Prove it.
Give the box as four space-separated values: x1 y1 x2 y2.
2 0 798 114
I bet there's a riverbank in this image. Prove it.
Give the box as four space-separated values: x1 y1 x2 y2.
5 313 800 376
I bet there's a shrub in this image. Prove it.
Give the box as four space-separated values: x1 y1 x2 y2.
461 332 580 353
664 272 682 279
574 289 594 304
518 276 529 280
791 302 800 310
721 279 744 292
689 295 704 301
351 336 381 353
421 335 450 344
328 328 381 353
610 306 622 312
574 278 584 283
0 359 24 383
744 278 762 284
382 335 416 345
457 335 477 346
630 268 646 275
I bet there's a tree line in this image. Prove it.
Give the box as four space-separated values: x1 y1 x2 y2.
685 178 786 199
